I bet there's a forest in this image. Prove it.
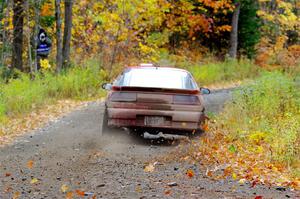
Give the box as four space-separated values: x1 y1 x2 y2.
0 0 299 194
0 0 298 74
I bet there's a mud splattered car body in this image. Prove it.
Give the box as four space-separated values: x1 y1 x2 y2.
102 65 210 133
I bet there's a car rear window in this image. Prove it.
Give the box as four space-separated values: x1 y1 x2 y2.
114 68 198 90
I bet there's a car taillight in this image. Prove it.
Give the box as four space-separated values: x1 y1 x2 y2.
173 95 200 105
109 92 137 102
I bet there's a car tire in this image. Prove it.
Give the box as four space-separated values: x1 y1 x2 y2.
101 108 109 135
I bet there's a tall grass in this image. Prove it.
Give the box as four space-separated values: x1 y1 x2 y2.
188 59 262 85
0 66 106 122
219 72 300 168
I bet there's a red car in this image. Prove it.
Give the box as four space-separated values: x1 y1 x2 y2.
101 64 210 137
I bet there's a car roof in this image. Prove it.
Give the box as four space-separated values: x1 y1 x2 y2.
126 66 190 73
114 66 199 90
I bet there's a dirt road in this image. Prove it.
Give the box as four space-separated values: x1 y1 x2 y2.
0 89 298 198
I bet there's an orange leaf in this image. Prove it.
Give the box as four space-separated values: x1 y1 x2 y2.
186 169 194 178
27 160 34 169
164 190 171 195
13 192 20 199
202 124 209 131
5 173 11 177
66 191 73 199
206 170 213 177
75 190 85 197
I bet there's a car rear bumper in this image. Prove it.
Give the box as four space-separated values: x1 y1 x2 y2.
107 108 206 130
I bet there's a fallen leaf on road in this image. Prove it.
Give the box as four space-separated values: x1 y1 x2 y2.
135 185 142 193
239 178 246 184
12 191 20 199
75 189 85 196
5 173 11 177
164 190 171 195
61 184 69 193
0 100 86 147
144 163 155 172
205 169 213 177
27 160 34 169
66 191 73 199
30 178 39 184
187 169 194 178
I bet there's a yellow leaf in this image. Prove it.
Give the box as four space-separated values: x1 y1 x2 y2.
239 178 246 184
135 185 142 193
61 184 69 193
30 178 39 184
256 146 263 153
232 173 237 180
144 163 155 172
40 59 51 70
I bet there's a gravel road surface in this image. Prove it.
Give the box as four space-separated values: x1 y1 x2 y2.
0 89 298 199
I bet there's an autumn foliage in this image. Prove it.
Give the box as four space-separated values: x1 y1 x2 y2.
0 0 298 72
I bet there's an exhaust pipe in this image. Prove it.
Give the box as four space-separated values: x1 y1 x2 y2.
143 132 188 140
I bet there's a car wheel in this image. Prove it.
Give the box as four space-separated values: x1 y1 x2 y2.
101 108 109 135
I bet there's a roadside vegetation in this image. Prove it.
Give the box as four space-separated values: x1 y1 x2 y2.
221 72 299 167
187 59 262 86
182 71 300 189
0 58 261 124
0 66 105 123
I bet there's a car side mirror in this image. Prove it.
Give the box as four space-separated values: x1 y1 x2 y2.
101 83 112 90
200 87 211 95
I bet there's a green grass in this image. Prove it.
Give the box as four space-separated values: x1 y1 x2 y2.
188 59 262 86
158 51 263 86
219 72 300 168
0 66 106 122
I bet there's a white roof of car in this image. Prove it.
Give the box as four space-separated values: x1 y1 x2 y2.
116 66 198 90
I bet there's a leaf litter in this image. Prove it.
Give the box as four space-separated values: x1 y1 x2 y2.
173 123 300 190
0 100 99 146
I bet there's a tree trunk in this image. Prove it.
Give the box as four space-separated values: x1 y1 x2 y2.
1 0 9 67
229 2 240 59
25 0 32 73
12 0 24 71
62 0 73 68
3 0 11 66
55 0 63 72
33 0 41 73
